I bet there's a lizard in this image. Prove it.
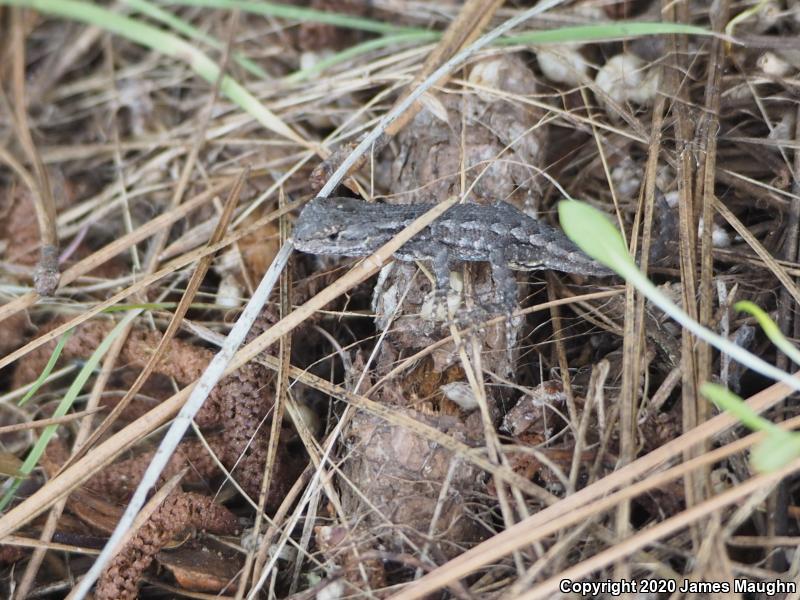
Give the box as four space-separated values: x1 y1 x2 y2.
292 197 614 312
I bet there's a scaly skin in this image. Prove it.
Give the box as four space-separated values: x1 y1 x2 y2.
293 197 613 310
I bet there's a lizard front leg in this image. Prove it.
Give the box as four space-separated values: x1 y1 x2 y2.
430 244 455 309
489 246 519 314
429 245 486 335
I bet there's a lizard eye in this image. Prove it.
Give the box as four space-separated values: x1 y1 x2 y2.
327 233 338 242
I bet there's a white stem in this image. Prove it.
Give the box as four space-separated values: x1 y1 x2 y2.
70 243 293 599
316 0 568 199
625 265 800 393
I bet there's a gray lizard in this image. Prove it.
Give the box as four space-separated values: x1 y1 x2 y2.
293 197 613 311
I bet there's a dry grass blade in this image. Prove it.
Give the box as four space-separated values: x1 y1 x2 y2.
714 197 800 308
0 178 232 330
2 1 798 596
0 408 103 435
0 196 460 594
390 374 800 599
8 7 59 295
2 535 100 555
64 169 248 469
243 194 294 595
0 146 54 287
517 460 800 600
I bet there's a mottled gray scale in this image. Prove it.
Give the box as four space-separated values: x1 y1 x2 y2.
436 220 459 233
293 197 613 311
510 226 529 243
490 222 510 236
459 220 483 230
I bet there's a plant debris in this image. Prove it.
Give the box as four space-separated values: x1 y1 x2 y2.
2 1 800 598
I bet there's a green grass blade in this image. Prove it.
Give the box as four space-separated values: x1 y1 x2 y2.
18 330 73 407
123 0 270 78
1 0 306 145
702 383 800 473
160 0 422 35
502 22 719 45
558 199 800 393
726 0 769 40
285 21 716 81
284 31 439 83
0 311 141 513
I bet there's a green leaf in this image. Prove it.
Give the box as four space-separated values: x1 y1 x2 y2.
735 300 800 367
751 433 800 473
700 383 779 433
557 200 637 277
701 382 800 473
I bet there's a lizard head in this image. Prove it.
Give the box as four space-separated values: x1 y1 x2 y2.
293 197 376 257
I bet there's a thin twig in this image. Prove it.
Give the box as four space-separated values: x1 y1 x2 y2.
0 408 104 435
316 0 567 199
9 7 59 295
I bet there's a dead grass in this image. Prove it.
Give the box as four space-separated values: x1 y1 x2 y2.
2 0 800 598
